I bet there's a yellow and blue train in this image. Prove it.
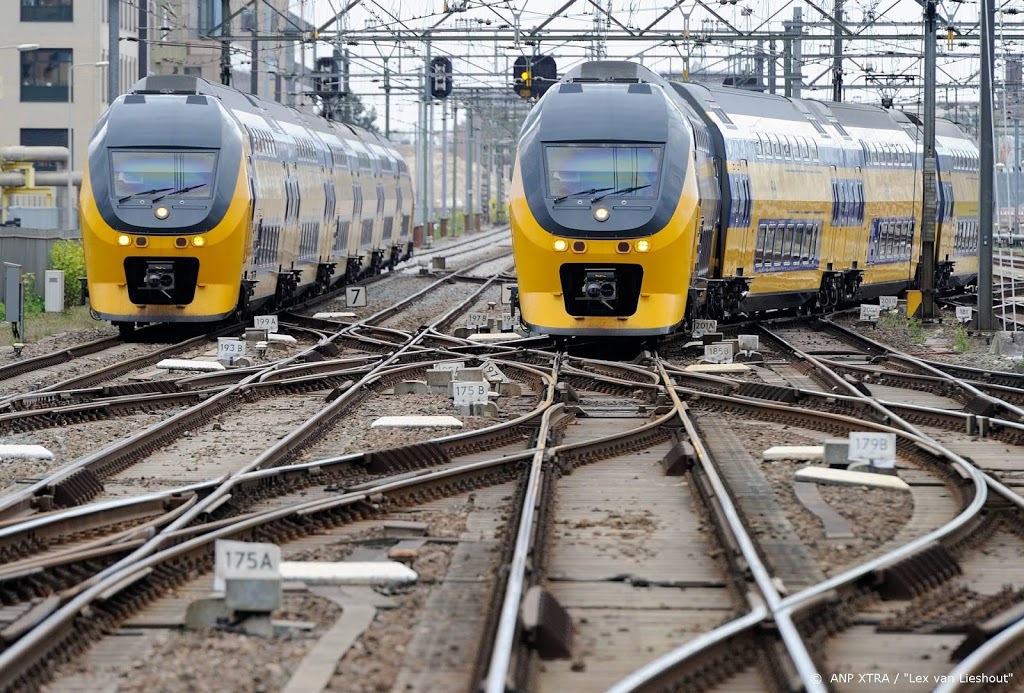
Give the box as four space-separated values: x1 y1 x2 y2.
81 75 413 333
509 61 979 337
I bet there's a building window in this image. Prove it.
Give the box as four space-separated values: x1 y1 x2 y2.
20 128 69 172
197 0 223 36
21 0 73 22
21 48 72 102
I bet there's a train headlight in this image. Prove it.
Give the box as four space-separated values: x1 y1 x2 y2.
192 236 206 247
594 207 610 222
154 206 170 220
553 239 568 252
635 240 651 253
117 235 131 246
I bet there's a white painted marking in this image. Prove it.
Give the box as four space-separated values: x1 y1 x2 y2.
267 333 298 344
156 359 226 372
466 332 522 343
762 445 824 461
279 561 418 586
371 416 464 428
312 312 357 319
682 363 750 373
794 466 910 491
0 445 53 460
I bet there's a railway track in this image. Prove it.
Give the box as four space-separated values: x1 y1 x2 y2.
4 235 1024 691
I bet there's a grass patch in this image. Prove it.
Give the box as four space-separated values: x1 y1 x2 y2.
0 305 105 347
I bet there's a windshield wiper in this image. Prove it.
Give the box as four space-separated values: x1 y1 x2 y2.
591 184 652 203
553 187 612 203
152 183 208 202
118 187 173 203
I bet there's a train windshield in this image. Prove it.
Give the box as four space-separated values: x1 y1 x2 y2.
110 151 217 199
545 144 661 199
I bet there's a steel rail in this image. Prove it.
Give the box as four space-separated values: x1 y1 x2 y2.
0 335 121 383
0 268 516 683
654 357 827 693
0 259 500 519
480 355 561 693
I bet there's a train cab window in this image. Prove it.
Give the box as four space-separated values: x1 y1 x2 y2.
110 150 217 200
544 144 662 199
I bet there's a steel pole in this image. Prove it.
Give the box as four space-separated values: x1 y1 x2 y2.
108 0 119 101
832 0 843 102
1015 119 1021 232
219 0 230 85
979 0 996 331
920 0 938 321
441 99 448 219
452 104 458 228
66 65 75 231
250 4 258 95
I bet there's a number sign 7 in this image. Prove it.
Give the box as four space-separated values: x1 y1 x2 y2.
346 286 367 307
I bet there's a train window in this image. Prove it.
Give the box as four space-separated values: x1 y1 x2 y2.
755 136 763 157
772 224 785 266
782 137 791 159
769 134 781 158
838 182 848 226
544 144 662 199
755 223 767 267
765 223 777 266
110 150 217 200
798 139 807 160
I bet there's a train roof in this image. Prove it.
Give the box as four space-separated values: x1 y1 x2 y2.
561 60 667 85
127 74 381 146
673 81 809 123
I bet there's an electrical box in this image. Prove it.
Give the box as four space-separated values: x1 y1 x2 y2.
45 270 64 313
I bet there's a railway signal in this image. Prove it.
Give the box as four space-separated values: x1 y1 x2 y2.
429 56 453 99
513 55 557 99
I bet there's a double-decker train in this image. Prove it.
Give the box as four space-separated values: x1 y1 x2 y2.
81 74 413 334
509 61 979 337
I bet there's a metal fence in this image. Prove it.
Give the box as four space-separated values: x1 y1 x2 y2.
0 227 80 303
